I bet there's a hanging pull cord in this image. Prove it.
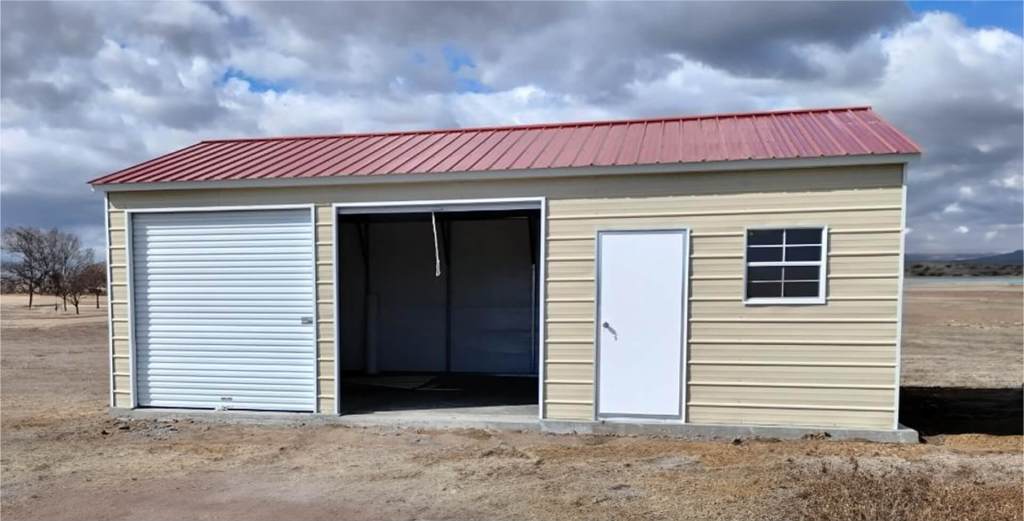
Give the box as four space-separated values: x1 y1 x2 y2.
431 212 442 277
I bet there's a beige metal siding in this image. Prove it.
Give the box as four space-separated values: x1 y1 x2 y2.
314 205 336 413
544 184 902 429
107 164 903 429
107 199 132 408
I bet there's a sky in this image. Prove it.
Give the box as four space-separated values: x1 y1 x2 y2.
1 1 1021 255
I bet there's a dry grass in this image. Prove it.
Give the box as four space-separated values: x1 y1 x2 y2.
793 461 1023 521
2 284 1023 520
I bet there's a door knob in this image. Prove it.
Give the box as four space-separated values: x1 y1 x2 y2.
602 321 618 340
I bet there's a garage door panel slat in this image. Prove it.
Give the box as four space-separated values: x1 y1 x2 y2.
132 209 317 412
142 368 314 378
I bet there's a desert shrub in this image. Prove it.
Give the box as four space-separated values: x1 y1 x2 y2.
791 465 1022 521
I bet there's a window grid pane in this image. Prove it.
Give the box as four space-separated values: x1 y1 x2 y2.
746 227 824 301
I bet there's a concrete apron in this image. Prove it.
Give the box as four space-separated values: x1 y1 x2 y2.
111 408 920 444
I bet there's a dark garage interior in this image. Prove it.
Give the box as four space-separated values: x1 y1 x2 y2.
336 209 541 415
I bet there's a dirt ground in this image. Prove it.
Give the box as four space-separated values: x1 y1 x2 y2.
2 286 1022 521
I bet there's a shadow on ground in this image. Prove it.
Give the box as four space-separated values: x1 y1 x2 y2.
900 386 1023 436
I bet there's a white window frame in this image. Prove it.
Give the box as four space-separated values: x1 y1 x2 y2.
743 225 828 305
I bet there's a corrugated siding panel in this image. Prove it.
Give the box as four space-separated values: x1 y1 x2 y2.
688 406 892 429
313 204 336 413
107 164 904 429
108 201 130 407
543 182 902 428
688 385 893 408
131 209 316 412
689 343 896 364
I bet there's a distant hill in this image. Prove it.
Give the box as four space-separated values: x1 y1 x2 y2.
958 250 1024 266
906 249 1023 277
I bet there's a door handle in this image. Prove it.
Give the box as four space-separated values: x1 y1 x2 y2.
602 321 618 340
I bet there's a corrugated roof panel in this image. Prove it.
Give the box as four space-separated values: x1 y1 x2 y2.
90 107 920 186
413 131 478 174
123 141 227 183
449 130 507 172
261 138 338 179
832 110 888 154
375 132 445 175
659 120 681 164
103 142 206 183
509 126 557 170
795 112 842 157
614 122 646 166
357 133 432 175
430 130 486 172
241 138 331 179
858 110 918 152
737 117 770 160
151 141 259 183
491 129 541 171
393 132 461 174
532 127 573 169
678 119 701 163
348 134 417 175
573 125 611 167
293 136 371 178
592 123 627 166
775 114 818 157
717 117 745 160
636 121 663 165
700 118 725 162
328 135 398 176
549 126 592 168
212 139 311 181
753 116 785 158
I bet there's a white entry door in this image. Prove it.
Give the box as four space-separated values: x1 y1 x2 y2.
131 209 317 412
596 230 687 419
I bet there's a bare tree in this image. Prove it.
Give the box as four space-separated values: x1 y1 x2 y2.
81 262 107 309
43 230 92 313
1 227 52 307
62 250 97 315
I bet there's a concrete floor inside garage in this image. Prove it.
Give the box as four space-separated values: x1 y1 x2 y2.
336 374 540 428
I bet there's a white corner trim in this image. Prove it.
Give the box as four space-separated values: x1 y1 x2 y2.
893 182 908 430
104 194 115 408
92 154 919 192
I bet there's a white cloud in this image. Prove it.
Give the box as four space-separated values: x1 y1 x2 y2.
0 3 1020 256
992 173 1024 189
956 225 970 234
943 202 964 214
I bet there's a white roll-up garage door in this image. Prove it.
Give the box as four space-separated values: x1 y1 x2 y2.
131 208 316 412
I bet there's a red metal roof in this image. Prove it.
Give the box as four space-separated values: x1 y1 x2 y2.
89 106 920 186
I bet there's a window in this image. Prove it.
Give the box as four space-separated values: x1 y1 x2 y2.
744 227 826 304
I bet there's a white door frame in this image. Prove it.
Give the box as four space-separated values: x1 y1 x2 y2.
331 197 547 417
123 204 318 411
593 228 690 422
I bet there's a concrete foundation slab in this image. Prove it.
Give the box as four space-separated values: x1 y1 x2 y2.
541 420 920 444
111 408 918 443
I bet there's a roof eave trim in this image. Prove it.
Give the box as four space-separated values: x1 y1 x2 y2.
91 153 919 192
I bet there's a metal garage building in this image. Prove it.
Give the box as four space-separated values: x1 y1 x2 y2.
90 106 920 436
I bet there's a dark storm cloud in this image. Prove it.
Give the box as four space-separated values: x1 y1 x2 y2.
0 2 1020 254
0 2 105 79
225 1 909 98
